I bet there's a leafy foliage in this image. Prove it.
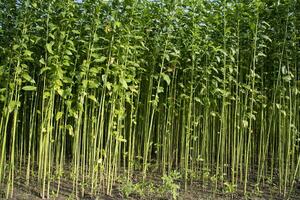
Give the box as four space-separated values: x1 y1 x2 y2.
0 0 299 199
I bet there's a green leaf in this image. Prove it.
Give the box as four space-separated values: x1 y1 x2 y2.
282 75 292 82
65 50 72 55
257 52 266 57
57 88 64 97
8 101 20 112
13 44 19 50
46 42 54 54
120 78 128 89
161 73 171 85
276 103 281 109
117 136 126 142
72 30 80 35
194 97 201 103
88 95 98 104
217 49 227 56
56 112 63 121
114 21 121 28
0 95 5 102
89 67 99 74
22 86 37 91
22 73 35 84
106 82 112 91
261 35 272 42
210 111 217 117
242 120 248 128
39 58 46 65
40 67 51 75
32 2 37 8
43 91 50 99
94 56 107 63
66 124 73 136
24 50 33 57
280 110 286 117
157 86 164 93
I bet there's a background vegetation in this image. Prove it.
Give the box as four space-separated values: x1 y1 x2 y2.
0 0 299 199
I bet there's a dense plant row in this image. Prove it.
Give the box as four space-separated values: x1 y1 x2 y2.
0 0 299 199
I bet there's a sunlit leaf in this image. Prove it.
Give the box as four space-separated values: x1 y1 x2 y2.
22 86 37 91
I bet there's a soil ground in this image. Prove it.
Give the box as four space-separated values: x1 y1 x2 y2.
1 168 300 200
